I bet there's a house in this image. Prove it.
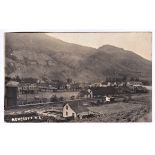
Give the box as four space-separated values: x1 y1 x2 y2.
18 83 38 94
66 83 71 90
87 88 93 98
133 85 148 93
126 81 143 87
79 82 90 89
118 82 125 87
63 102 89 119
103 96 115 103
89 81 109 88
48 85 57 92
107 82 112 86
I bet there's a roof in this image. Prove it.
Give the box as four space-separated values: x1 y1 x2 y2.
65 102 89 114
6 81 19 87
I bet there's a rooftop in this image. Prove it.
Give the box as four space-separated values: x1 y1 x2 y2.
65 102 89 114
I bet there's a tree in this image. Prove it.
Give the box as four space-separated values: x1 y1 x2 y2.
16 75 21 82
66 78 72 84
122 75 127 82
130 77 135 81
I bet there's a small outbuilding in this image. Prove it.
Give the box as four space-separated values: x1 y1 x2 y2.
5 81 19 109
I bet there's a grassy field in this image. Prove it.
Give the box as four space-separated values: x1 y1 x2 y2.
88 102 143 114
6 90 152 122
79 92 152 122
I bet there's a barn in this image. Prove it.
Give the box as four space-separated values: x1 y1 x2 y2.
63 102 89 119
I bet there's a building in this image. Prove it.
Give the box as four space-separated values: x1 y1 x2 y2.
48 85 57 92
126 81 143 87
5 81 19 109
103 96 115 102
133 85 148 93
18 83 38 94
79 82 90 89
63 102 89 119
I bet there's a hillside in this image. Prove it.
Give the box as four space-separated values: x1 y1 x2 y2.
81 45 152 81
5 33 152 82
5 33 97 81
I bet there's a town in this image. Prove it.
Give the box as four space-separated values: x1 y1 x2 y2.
4 75 151 122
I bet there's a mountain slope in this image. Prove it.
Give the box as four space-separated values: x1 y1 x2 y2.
81 45 151 81
5 33 152 82
5 33 97 80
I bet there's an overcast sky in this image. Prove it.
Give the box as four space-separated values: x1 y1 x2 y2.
47 32 152 61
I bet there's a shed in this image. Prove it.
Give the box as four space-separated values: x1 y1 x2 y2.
5 81 19 109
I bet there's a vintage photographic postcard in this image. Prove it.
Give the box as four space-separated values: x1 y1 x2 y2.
4 32 152 122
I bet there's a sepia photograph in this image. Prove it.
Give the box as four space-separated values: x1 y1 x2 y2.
4 32 152 122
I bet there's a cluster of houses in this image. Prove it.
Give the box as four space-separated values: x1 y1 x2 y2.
5 77 148 110
79 81 147 99
89 81 143 88
17 81 83 95
18 83 58 94
62 81 148 120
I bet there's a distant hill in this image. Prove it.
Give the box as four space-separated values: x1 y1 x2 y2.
5 33 152 82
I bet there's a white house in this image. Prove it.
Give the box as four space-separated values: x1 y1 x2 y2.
63 103 89 119
104 96 115 103
66 84 71 90
87 89 93 98
105 96 110 102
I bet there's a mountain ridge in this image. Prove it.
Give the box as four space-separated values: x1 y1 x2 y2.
5 33 152 82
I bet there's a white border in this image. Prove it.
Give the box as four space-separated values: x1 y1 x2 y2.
0 0 155 155
0 30 154 155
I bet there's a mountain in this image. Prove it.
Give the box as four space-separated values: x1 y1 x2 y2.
81 45 152 81
5 33 96 81
5 33 152 82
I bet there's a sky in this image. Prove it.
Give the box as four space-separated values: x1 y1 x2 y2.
47 32 152 61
